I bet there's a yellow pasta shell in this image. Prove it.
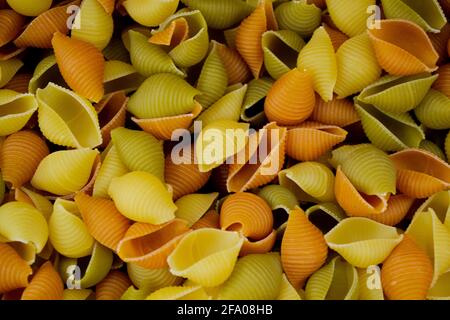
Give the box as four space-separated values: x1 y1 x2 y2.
0 59 23 88
175 193 218 227
274 0 322 37
416 190 450 230
357 267 384 300
146 285 209 300
123 0 179 27
28 55 64 94
0 89 37 136
427 271 450 300
127 263 180 291
414 89 450 130
103 60 145 95
326 0 375 37
257 184 298 213
63 289 93 300
6 0 52 16
305 202 346 233
277 274 302 300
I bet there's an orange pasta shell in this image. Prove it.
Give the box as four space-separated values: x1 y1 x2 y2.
429 23 450 65
0 243 32 294
22 262 63 300
433 63 450 98
96 270 131 300
365 194 414 226
310 94 359 127
215 41 251 85
323 23 348 51
149 17 189 47
192 209 220 230
240 229 277 256
0 9 26 47
97 91 128 148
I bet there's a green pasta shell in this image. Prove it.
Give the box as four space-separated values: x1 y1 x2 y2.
240 77 273 125
381 0 446 33
36 83 102 149
305 202 347 233
414 89 450 130
0 89 38 136
218 253 283 300
110 128 164 182
355 100 425 152
330 144 396 195
257 184 298 213
103 60 145 95
175 192 218 226
180 0 254 29
262 30 305 80
28 55 67 94
128 30 184 78
128 73 200 119
358 73 438 114
0 58 23 88
419 140 446 161
305 256 359 300
274 0 322 37
196 42 228 108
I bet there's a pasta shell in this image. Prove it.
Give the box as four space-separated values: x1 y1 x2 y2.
416 190 450 230
427 271 450 300
0 201 48 254
63 289 93 300
310 95 359 127
323 23 349 51
433 64 450 98
390 148 450 198
335 33 382 98
146 285 209 300
22 262 63 300
6 0 52 16
215 41 251 85
355 100 425 151
0 242 32 293
96 270 131 300
103 38 130 63
240 77 273 125
430 23 450 64
240 230 277 256
326 0 375 37
192 209 220 230
127 264 180 291
365 194 415 227
71 0 113 50
103 60 145 94
167 228 244 287
298 27 337 102
0 9 26 47
97 92 127 148
357 267 384 300
305 256 359 300
14 187 52 221
0 89 37 136
279 162 335 203
2 73 31 93
406 209 450 285
0 44 25 61
122 0 179 27
325 217 404 268
274 0 322 37
0 59 23 88
226 122 287 192
305 202 347 233
52 32 105 102
218 253 283 300
31 148 99 196
286 122 347 161
264 68 315 126
381 0 446 33
111 128 164 182
257 184 298 213
149 17 189 46
108 171 177 224
358 73 439 114
277 273 302 300
121 25 152 51
420 140 446 161
281 207 328 289
414 89 450 130
381 235 433 300
117 219 190 269
28 55 65 94
93 145 128 198
368 19 439 75
14 1 79 49
0 130 49 188
74 193 131 252
175 193 218 227
262 30 305 80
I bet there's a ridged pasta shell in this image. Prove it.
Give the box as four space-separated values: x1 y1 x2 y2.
31 148 99 196
0 59 23 88
117 219 190 269
127 263 181 291
305 256 359 300
277 273 302 300
240 77 273 125
381 235 433 300
281 207 328 289
310 95 359 127
0 44 25 61
52 32 105 102
218 253 283 300
75 193 131 252
323 23 349 51
240 230 277 256
286 122 347 161
406 209 450 285
192 209 220 230
415 89 450 130
0 9 26 47
0 89 37 136
433 64 450 98
108 171 177 224
265 68 315 126
0 130 49 188
365 194 415 227
390 148 450 198
359 73 439 114
0 242 32 293
298 27 337 102
149 17 189 46
226 122 287 192
103 60 145 94
103 38 130 63
262 30 304 80
326 0 375 37
335 33 382 98
2 73 31 93
28 55 66 94
368 19 439 75
123 0 179 27
416 190 450 230
0 201 48 254
111 128 164 181
427 271 450 300
63 289 93 300
14 1 79 49
175 193 218 227
355 100 425 151
274 0 321 37
146 285 209 300
214 41 251 86
22 262 63 300
305 202 346 233
97 92 127 148
420 140 446 161
430 23 450 64
6 0 52 16
167 228 244 287
279 162 335 203
357 267 384 300
164 146 211 200
14 187 52 221
71 0 113 50
121 25 152 51
325 217 404 268
381 0 446 33
96 270 131 300
257 184 298 213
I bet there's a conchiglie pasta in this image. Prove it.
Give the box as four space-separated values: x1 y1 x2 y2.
357 267 384 300
277 274 302 300
326 0 375 37
21 262 63 300
0 59 23 88
257 184 298 213
127 263 180 291
310 95 360 127
274 0 322 38
0 242 32 293
433 64 450 98
0 9 26 47
6 0 52 16
427 271 450 300
146 285 209 300
214 41 251 85
305 202 346 233
102 60 145 95
175 193 218 227
416 190 450 230
28 55 65 94
414 89 450 130
122 0 179 27
240 77 273 125
0 89 37 136
96 270 131 300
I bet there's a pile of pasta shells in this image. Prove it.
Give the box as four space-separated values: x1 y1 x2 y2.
0 0 450 301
